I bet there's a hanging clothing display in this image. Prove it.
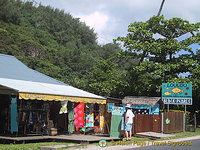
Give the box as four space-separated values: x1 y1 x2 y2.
11 97 18 133
74 103 84 131
68 102 74 134
17 100 52 135
110 107 123 138
99 105 104 128
59 101 68 114
94 104 100 127
85 104 94 127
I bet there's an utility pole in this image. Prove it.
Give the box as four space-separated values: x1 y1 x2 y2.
157 0 166 16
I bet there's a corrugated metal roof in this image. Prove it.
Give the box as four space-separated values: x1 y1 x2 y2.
0 54 105 100
0 78 104 99
0 54 64 85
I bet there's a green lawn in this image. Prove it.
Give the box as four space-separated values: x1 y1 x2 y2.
157 127 200 141
0 142 75 150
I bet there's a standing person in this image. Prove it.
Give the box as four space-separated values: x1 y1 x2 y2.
125 104 135 141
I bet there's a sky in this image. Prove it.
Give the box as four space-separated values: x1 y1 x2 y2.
30 0 200 45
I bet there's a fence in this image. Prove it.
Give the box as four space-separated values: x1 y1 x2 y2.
134 112 184 134
163 112 184 133
134 114 161 133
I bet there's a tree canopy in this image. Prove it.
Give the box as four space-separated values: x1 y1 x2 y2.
116 15 200 111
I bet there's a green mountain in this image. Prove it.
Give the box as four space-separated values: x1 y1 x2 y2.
0 0 123 92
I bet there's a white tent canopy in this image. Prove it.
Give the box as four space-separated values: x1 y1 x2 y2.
0 54 106 104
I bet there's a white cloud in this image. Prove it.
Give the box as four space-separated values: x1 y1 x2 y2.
78 11 108 32
31 0 200 44
163 0 200 23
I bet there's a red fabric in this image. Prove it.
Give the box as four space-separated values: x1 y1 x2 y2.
74 103 84 131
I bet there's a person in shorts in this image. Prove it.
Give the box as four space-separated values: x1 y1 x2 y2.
125 104 135 141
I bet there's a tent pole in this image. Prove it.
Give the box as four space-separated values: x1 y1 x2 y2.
185 105 186 114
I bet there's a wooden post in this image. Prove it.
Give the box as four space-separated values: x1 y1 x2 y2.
194 113 196 132
185 105 186 114
184 105 187 132
167 104 169 112
161 112 164 133
134 115 136 136
183 113 186 132
152 113 154 132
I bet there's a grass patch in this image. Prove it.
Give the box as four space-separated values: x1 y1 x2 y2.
156 127 200 141
0 142 76 150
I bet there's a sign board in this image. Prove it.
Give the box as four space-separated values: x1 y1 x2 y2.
162 83 192 105
162 98 192 105
107 103 114 112
112 107 123 116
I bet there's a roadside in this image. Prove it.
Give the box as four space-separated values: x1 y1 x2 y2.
0 128 200 150
67 128 200 149
67 135 200 150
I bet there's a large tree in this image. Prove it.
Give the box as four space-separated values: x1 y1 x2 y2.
116 16 200 100
86 53 130 98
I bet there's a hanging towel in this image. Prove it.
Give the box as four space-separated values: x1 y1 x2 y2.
74 103 84 131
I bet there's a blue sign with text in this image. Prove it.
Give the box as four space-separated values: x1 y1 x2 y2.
112 107 123 116
162 83 192 105
107 103 114 112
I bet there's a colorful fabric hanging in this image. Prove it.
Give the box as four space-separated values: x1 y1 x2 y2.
110 115 122 138
94 104 100 127
99 105 104 128
110 107 123 138
11 97 18 133
74 103 84 131
29 112 33 124
59 101 68 114
85 103 94 127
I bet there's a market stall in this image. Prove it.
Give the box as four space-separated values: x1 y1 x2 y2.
0 53 106 136
121 96 162 135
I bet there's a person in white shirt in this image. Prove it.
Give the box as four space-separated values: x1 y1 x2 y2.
125 104 135 141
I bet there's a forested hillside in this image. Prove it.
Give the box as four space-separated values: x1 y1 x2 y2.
0 0 135 98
